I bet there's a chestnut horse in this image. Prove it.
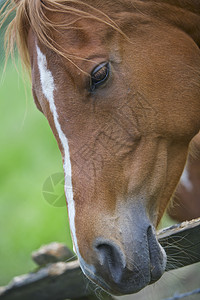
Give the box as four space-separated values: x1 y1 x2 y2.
1 0 200 296
169 133 200 222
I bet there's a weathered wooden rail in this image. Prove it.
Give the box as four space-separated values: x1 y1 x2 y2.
158 217 200 271
0 218 200 300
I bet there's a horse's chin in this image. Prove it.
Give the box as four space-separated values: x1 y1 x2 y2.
81 262 166 296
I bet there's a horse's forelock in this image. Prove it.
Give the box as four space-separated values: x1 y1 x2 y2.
2 0 199 72
0 0 127 72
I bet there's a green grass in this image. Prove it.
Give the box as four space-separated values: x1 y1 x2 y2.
0 60 73 286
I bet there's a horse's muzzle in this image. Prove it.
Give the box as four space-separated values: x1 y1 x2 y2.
80 225 166 295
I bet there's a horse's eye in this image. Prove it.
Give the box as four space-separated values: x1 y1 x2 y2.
90 62 110 91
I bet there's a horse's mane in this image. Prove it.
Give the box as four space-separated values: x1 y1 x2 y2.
0 0 125 71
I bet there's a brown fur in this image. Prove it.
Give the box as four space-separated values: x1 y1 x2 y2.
168 132 200 222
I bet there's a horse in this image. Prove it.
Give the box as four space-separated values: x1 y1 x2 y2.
168 132 200 222
1 0 200 296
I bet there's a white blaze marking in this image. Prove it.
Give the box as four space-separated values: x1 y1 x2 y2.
180 165 193 192
36 45 78 254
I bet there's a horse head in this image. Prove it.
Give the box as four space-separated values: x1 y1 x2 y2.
4 0 200 295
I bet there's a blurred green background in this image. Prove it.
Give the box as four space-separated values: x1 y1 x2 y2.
0 3 72 286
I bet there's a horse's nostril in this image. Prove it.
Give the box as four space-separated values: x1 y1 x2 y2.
95 240 126 283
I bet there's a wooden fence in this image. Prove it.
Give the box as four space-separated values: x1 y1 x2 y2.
0 218 200 300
